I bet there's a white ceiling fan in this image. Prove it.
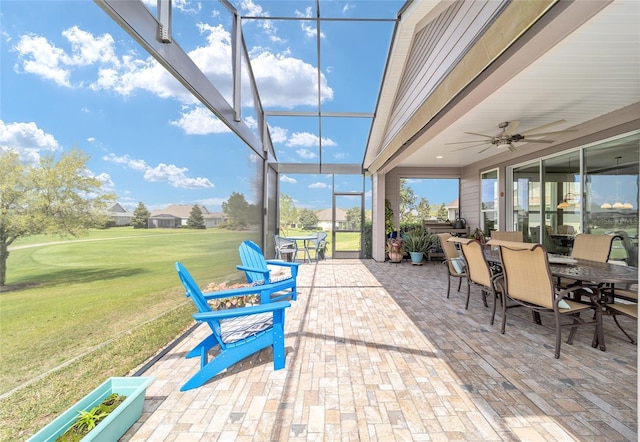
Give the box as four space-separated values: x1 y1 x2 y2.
447 120 576 153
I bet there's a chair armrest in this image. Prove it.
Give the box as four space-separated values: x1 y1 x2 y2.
202 283 275 300
265 260 300 269
556 285 600 304
265 260 299 277
236 265 271 277
193 301 291 321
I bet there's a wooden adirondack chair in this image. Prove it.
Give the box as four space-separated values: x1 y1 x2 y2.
175 262 291 391
237 240 299 302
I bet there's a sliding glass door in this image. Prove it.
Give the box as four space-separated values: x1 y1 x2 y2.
508 130 638 263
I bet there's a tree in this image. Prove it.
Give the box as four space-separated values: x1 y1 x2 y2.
346 207 361 230
132 202 150 229
399 179 418 224
0 150 115 286
436 203 448 220
416 197 431 221
298 209 318 230
187 205 206 229
222 192 251 229
279 193 298 235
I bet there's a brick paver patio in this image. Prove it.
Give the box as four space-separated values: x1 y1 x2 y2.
123 259 637 441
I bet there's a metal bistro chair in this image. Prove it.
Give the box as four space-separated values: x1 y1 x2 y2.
273 234 298 262
436 233 469 301
308 231 328 261
495 241 602 359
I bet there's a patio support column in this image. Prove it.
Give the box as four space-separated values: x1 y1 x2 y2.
372 172 386 262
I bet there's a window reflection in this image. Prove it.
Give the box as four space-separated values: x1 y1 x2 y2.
510 131 638 265
481 169 498 237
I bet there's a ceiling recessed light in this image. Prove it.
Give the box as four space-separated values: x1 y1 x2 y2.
436 155 443 159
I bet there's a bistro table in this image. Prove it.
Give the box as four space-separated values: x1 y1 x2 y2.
284 235 317 263
485 247 638 351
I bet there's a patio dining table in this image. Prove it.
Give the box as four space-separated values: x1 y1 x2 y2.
485 248 638 351
284 235 318 263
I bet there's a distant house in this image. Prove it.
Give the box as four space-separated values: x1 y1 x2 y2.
445 199 459 222
148 213 182 229
148 204 225 228
107 202 132 226
316 208 347 231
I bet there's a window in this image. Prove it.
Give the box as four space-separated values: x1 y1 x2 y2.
507 131 638 264
480 169 498 237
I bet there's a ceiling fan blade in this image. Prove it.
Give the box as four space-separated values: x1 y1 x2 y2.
451 142 490 152
464 131 494 139
523 129 578 138
445 139 492 145
478 145 495 154
521 139 554 144
519 119 567 136
506 121 520 134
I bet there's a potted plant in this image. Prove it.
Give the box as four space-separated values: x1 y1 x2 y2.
469 227 486 244
28 376 154 442
385 236 406 263
403 230 434 265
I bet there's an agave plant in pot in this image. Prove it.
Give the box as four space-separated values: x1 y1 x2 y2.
402 229 434 265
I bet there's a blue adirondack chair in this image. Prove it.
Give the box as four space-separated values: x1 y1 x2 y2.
176 262 290 391
237 240 299 302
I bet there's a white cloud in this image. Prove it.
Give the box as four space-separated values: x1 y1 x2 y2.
13 20 333 110
287 131 337 148
309 182 330 189
170 105 232 134
0 120 61 163
103 153 213 189
103 153 148 171
94 172 115 190
13 34 72 87
295 7 326 39
280 174 297 184
62 26 119 67
12 26 119 88
144 163 214 188
269 125 288 144
297 148 317 159
250 49 332 107
333 152 347 160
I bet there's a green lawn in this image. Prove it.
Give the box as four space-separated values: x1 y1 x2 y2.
0 227 259 440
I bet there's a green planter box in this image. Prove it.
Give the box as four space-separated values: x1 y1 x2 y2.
28 377 154 442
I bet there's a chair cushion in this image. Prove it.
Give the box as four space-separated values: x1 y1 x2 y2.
220 312 273 344
267 264 291 279
451 257 466 274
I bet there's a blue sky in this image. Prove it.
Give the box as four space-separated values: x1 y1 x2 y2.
1 0 458 213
